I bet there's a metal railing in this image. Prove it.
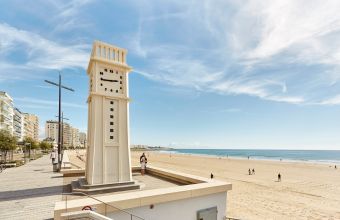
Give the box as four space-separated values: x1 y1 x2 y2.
63 192 145 220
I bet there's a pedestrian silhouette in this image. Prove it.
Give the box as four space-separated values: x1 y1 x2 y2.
278 173 281 182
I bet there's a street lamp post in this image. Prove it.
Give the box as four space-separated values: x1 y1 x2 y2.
55 113 69 161
45 73 74 171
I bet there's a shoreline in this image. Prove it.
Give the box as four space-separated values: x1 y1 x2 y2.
156 150 340 166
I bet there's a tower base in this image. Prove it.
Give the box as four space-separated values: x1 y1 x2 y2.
71 178 140 195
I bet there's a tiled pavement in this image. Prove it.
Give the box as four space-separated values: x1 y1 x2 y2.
0 155 64 220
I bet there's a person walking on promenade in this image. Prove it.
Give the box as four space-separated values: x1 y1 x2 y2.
140 153 147 175
50 149 56 164
252 168 255 175
278 173 281 182
248 169 252 175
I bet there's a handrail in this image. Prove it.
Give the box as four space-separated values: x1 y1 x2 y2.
62 192 145 220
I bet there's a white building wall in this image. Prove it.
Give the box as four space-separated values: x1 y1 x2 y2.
108 192 227 220
0 91 14 134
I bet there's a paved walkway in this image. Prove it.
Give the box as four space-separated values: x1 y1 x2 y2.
0 155 64 220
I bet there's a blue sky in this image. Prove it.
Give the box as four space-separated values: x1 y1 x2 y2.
1 0 340 149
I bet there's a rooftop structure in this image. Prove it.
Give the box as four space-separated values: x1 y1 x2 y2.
55 163 231 220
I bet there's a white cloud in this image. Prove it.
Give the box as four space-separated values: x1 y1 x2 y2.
317 94 340 105
51 0 94 32
0 23 90 73
129 0 340 105
15 97 86 109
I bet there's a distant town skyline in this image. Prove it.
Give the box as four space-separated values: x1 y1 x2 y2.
1 1 340 149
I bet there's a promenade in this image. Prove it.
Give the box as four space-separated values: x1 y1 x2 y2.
0 155 64 220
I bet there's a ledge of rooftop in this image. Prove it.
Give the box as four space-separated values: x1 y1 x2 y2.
55 164 232 220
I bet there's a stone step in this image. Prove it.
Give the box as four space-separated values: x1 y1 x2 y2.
73 183 140 195
78 177 136 189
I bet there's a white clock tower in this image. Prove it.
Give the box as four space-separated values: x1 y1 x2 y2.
86 41 133 185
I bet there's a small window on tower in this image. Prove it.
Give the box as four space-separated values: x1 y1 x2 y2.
116 90 118 93
110 129 114 132
120 81 122 84
110 89 113 92
110 101 113 104
110 108 113 111
105 88 107 91
104 69 107 72
120 76 122 79
110 136 113 139
100 72 103 75
110 115 113 118
110 122 113 125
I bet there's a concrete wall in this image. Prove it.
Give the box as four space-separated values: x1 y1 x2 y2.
108 192 227 220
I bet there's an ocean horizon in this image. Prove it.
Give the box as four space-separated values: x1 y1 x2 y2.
166 149 340 164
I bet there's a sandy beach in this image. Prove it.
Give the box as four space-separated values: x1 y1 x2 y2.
131 151 340 220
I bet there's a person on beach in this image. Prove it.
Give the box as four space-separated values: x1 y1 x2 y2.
248 169 252 175
252 169 255 175
140 153 147 175
210 173 214 179
335 165 337 169
278 173 281 182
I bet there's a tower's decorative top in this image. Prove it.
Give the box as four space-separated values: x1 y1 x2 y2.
87 41 131 74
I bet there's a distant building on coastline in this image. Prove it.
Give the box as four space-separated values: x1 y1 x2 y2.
0 91 14 134
45 120 58 145
71 127 80 147
45 120 82 148
79 132 86 147
23 113 39 141
0 91 39 141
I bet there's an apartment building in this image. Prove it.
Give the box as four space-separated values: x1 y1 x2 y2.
45 120 59 144
13 108 24 141
0 91 14 134
71 127 80 147
45 120 81 148
79 132 86 147
23 113 39 141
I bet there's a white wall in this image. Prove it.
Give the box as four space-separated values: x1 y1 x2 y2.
108 192 227 220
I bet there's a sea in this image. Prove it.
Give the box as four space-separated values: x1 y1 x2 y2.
166 149 340 164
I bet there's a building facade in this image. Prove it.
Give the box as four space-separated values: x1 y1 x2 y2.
71 127 80 147
0 91 14 134
45 120 81 148
23 113 39 141
79 132 86 147
45 120 59 145
13 108 24 141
